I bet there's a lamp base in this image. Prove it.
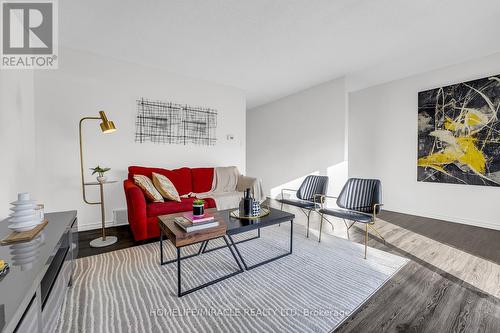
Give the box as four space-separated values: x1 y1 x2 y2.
89 236 118 248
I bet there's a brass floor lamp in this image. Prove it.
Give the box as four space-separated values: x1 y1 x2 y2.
79 111 118 248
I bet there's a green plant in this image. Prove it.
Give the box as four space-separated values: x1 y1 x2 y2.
193 199 205 206
90 166 111 177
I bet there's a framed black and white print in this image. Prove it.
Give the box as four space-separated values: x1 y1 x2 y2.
135 98 217 146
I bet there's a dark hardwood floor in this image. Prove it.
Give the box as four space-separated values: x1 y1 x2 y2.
77 225 156 258
335 210 500 333
379 210 500 265
77 209 500 332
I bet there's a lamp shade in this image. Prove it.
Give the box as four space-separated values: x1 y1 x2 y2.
98 111 117 133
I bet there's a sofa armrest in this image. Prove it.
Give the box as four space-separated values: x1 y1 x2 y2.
123 179 148 241
237 175 265 202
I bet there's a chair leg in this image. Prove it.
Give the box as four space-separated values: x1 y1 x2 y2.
311 210 334 231
364 224 368 259
343 219 350 239
322 216 334 231
279 202 284 226
328 218 334 231
368 224 386 244
346 220 355 240
306 210 312 238
319 213 324 242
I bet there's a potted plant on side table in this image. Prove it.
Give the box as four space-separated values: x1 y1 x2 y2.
192 199 205 217
90 166 111 183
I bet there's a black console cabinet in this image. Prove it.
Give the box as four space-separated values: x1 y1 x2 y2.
0 211 78 333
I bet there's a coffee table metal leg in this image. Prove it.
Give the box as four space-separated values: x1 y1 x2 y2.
202 229 260 254
160 239 205 266
198 241 206 255
174 236 244 297
177 247 181 296
227 234 249 270
229 220 293 270
223 235 243 271
201 240 209 253
160 230 165 265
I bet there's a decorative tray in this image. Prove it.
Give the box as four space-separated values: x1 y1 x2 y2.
230 207 271 219
1 219 48 245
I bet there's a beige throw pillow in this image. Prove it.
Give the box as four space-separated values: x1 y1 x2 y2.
133 175 164 202
152 172 181 202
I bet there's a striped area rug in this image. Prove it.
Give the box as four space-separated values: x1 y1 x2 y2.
56 224 408 333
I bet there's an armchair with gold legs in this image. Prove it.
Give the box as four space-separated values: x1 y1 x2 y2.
277 175 333 240
318 178 386 259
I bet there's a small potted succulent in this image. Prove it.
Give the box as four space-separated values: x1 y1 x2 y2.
90 166 111 183
192 199 205 216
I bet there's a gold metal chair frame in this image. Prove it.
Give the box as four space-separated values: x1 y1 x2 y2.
279 189 334 239
318 195 385 259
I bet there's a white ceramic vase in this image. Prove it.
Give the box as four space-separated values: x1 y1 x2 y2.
8 192 40 232
97 176 107 183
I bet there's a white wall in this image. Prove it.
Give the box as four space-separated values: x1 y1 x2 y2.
5 47 499 234
33 48 246 230
349 52 500 231
247 77 348 198
0 71 36 220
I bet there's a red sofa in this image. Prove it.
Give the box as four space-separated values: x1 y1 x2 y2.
123 166 218 241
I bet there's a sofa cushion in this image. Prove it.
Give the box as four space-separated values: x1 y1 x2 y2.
146 197 217 217
152 172 181 202
129 166 192 195
191 167 214 193
133 175 164 202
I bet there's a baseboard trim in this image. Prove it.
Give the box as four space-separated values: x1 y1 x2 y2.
78 220 129 232
383 207 500 232
267 196 500 232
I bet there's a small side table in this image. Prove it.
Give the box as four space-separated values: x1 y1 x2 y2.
84 181 118 247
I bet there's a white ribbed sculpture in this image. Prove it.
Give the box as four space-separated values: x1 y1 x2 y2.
8 193 42 232
10 233 45 270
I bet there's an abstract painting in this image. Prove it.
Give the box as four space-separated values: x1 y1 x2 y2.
135 98 217 146
418 74 500 186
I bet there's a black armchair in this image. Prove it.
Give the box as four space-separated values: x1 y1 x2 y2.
318 178 385 259
277 175 332 239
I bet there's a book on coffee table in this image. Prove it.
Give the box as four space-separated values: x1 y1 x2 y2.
174 217 219 232
182 212 216 224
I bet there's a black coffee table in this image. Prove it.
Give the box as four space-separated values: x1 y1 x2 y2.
158 207 295 296
200 207 295 270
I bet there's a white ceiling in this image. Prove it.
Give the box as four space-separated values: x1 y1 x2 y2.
60 0 500 108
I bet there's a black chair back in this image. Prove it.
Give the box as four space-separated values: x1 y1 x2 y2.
297 175 329 202
337 178 382 213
